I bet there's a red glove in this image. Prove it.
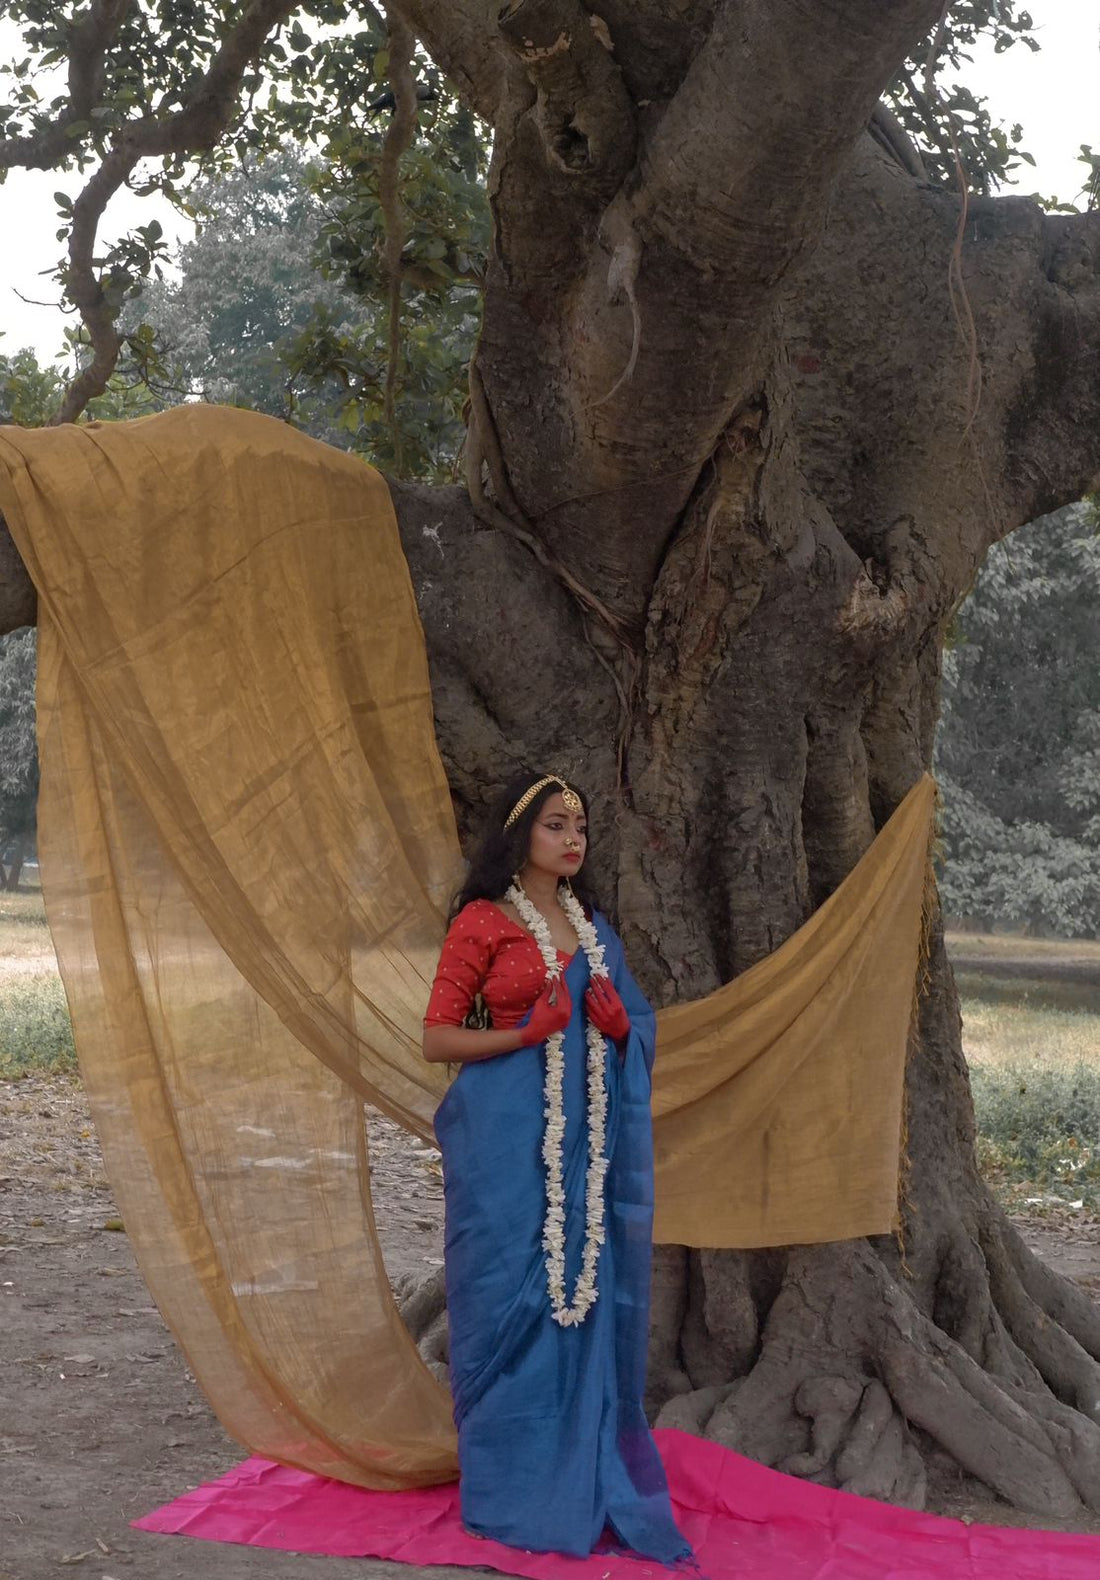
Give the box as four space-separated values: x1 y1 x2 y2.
524 976 572 1044
584 974 631 1042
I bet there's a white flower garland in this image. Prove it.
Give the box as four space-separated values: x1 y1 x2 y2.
506 878 612 1328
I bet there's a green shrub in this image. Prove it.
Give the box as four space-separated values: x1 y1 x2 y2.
972 1060 1100 1210
0 973 76 1078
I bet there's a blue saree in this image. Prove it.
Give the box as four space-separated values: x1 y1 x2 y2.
433 913 690 1563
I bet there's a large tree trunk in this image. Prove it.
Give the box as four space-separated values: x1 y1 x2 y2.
380 2 1100 1515
4 0 1100 1519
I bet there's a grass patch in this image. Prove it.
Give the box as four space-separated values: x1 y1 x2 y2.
0 886 56 963
971 1060 1100 1213
959 988 1100 1064
947 930 1100 963
0 971 76 1078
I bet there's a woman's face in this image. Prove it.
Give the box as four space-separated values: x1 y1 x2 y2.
523 791 588 881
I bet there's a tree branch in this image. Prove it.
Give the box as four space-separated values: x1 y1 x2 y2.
118 0 302 157
32 0 302 422
0 0 135 171
631 0 945 274
385 0 509 124
50 146 141 427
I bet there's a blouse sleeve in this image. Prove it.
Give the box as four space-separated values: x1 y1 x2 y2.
423 903 493 1027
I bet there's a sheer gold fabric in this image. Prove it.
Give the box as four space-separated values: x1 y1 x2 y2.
0 407 935 1487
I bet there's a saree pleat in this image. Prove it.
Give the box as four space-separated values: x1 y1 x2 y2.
0 406 937 1490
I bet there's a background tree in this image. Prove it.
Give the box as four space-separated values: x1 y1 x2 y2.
0 629 37 890
126 133 486 475
936 500 1100 937
2 0 1100 1518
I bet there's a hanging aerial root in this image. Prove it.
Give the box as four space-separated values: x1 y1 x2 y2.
378 7 418 474
895 781 945 1267
463 359 641 786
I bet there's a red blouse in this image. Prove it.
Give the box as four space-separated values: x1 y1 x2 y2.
424 898 577 1031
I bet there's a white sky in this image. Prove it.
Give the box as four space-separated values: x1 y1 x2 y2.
0 9 1096 363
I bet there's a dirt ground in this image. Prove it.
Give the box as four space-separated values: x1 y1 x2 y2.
0 1076 482 1580
5 1078 1100 1580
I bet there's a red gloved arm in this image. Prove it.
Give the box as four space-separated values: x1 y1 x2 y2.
584 973 631 1042
524 975 573 1044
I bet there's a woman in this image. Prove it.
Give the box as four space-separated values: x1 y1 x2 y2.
422 771 691 1565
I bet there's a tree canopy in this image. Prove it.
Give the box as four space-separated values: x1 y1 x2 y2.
0 1 1090 434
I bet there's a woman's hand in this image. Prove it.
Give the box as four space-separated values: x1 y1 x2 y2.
584 974 631 1042
524 976 573 1044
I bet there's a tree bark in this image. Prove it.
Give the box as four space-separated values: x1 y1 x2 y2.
386 3 1100 1515
1 835 27 892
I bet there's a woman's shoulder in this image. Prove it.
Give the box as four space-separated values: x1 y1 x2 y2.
448 897 514 940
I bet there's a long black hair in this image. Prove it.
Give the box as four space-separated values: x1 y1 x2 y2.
448 771 601 923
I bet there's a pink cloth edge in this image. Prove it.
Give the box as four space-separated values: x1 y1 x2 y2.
132 1427 1100 1580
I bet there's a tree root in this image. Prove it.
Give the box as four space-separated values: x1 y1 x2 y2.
1003 1217 1100 1363
395 1265 451 1385
680 1249 760 1387
690 1233 1100 1518
980 1218 1100 1420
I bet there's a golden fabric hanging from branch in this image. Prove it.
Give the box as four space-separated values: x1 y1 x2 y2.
0 406 936 1488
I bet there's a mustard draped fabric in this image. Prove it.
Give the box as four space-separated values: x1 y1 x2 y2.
0 406 935 1490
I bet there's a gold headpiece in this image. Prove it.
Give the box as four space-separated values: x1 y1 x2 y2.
504 775 582 829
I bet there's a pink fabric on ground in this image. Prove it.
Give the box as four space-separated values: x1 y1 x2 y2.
133 1428 1100 1579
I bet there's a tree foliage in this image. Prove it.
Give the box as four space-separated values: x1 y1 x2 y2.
123 133 486 477
935 502 1100 937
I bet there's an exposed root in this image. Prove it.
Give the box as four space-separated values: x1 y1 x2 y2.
680 1231 1100 1519
396 1263 447 1338
780 1375 863 1477
1003 1217 1100 1363
981 1220 1100 1421
646 1244 693 1415
680 1249 760 1387
396 1265 451 1386
835 1379 926 1506
655 1381 740 1435
880 1324 1081 1516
